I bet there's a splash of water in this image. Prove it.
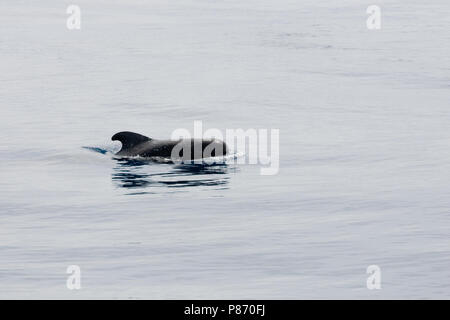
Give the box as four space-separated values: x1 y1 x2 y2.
83 144 244 165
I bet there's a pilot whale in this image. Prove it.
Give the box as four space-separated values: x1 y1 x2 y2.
112 131 228 160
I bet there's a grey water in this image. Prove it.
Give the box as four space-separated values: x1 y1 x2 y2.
1 0 450 299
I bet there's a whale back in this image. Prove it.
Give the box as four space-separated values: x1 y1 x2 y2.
111 131 228 159
112 131 150 154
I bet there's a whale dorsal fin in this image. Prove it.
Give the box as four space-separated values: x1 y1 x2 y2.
111 131 150 152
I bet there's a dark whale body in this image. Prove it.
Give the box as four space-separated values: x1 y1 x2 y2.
112 131 227 160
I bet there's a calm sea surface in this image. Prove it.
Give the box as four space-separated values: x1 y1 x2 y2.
1 0 450 298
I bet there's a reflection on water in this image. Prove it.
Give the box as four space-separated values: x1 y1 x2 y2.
112 158 231 194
